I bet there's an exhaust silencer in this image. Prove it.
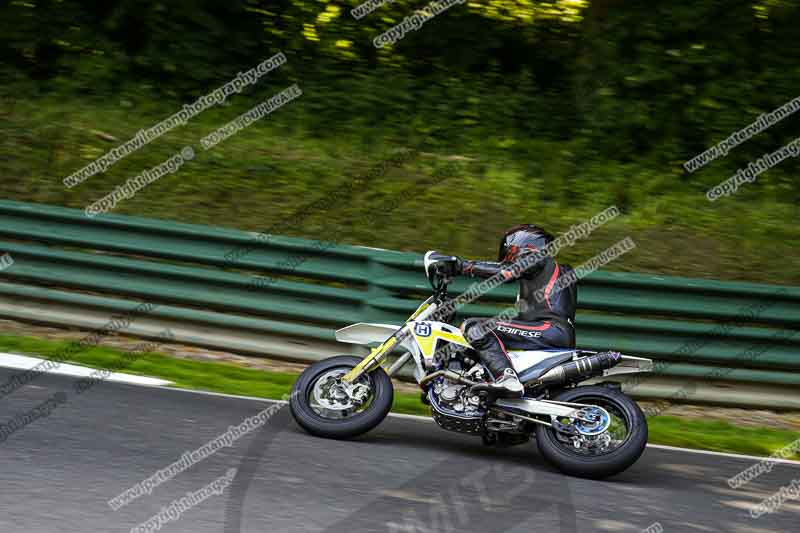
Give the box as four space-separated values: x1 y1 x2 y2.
537 351 621 385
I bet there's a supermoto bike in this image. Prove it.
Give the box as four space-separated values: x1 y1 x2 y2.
290 251 654 479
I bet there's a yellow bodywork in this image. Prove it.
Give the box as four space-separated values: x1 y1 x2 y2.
410 324 472 358
341 318 474 383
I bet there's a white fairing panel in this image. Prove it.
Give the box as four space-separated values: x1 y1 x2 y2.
335 323 401 345
506 350 576 374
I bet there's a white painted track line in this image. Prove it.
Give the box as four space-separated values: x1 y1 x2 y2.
0 352 172 387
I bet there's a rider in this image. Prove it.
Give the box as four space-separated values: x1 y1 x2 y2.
445 225 577 397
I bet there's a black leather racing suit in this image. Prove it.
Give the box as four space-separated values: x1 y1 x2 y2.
460 255 577 378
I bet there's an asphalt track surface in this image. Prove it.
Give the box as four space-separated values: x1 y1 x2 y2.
1 367 799 533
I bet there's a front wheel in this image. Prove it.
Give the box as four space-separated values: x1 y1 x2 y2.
290 355 394 439
534 385 648 479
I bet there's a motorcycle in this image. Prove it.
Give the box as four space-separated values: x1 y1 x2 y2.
290 251 654 479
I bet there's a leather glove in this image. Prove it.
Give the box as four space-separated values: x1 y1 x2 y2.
449 256 465 276
435 256 463 276
423 251 464 277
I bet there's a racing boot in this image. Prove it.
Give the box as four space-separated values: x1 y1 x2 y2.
471 367 524 398
461 318 525 398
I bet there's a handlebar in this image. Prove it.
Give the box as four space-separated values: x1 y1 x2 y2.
429 267 451 296
423 250 455 299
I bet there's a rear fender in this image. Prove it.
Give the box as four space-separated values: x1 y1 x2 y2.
603 355 654 377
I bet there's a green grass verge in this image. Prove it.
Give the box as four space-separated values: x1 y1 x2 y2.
647 416 799 459
1 332 797 460
2 93 799 286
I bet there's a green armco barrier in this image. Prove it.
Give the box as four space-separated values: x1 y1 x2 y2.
0 199 798 406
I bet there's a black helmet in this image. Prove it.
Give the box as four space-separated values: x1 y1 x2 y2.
498 224 554 262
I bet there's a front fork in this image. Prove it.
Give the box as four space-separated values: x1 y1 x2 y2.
341 335 400 383
340 299 434 384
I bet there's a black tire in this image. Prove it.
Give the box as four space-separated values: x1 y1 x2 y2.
290 355 394 439
534 385 648 479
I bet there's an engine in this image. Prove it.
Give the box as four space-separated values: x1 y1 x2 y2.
428 375 486 434
433 380 481 415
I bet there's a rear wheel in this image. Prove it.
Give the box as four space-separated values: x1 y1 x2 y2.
534 385 647 479
290 356 393 439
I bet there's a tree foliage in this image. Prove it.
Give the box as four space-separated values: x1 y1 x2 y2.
2 0 800 199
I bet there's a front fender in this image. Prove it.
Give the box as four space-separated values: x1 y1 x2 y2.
335 323 402 345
